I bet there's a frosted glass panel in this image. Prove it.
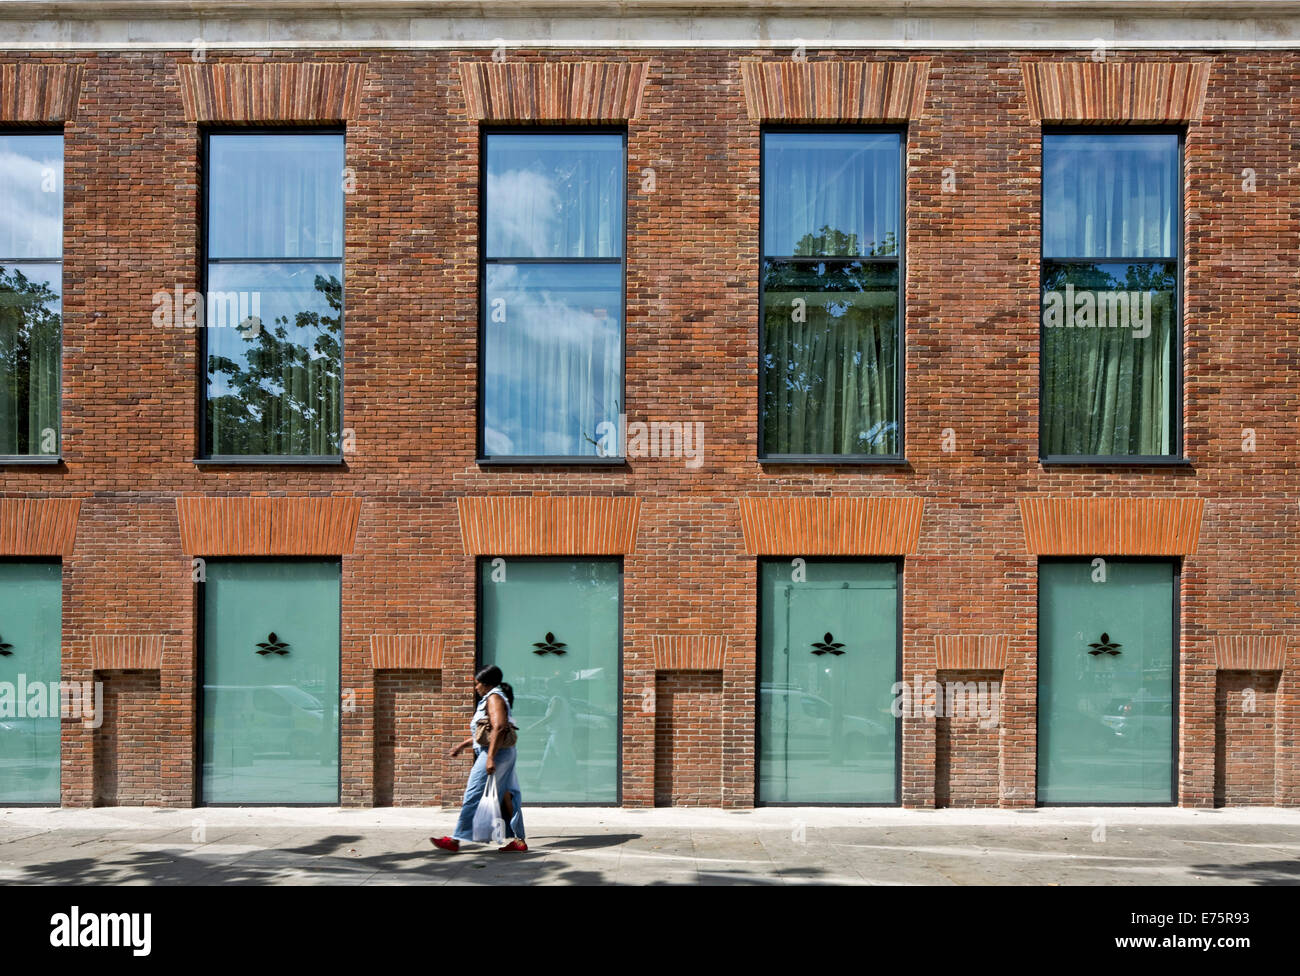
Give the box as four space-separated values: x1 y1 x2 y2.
0 562 61 804
202 560 340 804
1038 560 1175 803
480 560 620 803
759 560 897 803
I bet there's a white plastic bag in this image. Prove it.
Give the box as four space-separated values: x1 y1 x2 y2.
472 772 506 843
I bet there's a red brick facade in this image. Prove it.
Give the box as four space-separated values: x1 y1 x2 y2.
1214 671 1282 807
1 42 1297 810
934 669 1002 808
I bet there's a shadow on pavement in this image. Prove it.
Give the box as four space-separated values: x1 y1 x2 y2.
9 831 830 886
1187 860 1300 885
282 835 365 856
527 833 639 851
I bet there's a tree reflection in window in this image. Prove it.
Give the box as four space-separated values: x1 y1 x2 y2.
206 272 341 456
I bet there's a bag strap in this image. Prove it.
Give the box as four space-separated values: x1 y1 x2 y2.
487 685 512 716
478 686 516 728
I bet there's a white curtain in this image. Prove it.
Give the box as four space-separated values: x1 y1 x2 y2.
763 133 900 258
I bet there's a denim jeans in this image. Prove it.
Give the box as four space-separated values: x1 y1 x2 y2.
452 745 526 843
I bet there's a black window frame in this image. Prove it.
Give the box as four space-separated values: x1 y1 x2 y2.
1038 125 1186 466
0 126 65 467
475 125 629 467
196 125 347 466
757 124 907 465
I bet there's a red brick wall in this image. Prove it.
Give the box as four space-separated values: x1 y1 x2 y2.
934 670 1002 808
92 671 163 806
654 672 724 806
373 671 442 806
1215 671 1281 806
1 48 1295 808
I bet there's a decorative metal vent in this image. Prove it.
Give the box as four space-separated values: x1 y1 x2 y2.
532 632 567 656
811 632 846 656
255 632 290 656
1087 632 1122 656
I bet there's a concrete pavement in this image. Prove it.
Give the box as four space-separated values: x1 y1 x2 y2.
2 805 1299 885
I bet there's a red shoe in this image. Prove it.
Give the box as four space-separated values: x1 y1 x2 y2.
430 836 460 852
498 839 528 852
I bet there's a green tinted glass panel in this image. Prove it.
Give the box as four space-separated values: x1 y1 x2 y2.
202 560 339 803
480 560 620 803
0 562 61 803
759 560 897 803
1038 560 1174 803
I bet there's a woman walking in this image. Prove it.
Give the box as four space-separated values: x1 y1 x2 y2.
431 665 527 852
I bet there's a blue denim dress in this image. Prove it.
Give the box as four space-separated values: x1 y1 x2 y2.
452 686 526 843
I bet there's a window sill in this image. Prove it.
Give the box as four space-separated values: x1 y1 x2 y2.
193 456 347 467
0 455 62 466
1039 456 1193 468
476 456 627 467
759 455 909 467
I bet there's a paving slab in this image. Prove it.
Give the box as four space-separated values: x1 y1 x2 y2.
2 806 1298 885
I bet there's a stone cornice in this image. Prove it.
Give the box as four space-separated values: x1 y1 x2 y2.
4 2 1300 51
4 1 1300 11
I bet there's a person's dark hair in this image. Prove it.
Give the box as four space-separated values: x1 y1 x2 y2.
475 665 503 689
497 681 515 708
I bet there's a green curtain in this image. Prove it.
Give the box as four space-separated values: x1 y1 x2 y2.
1042 264 1174 456
762 265 898 455
761 133 900 456
0 266 60 456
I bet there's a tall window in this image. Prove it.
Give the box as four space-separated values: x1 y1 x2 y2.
0 133 62 459
481 131 624 460
203 132 344 458
1041 132 1179 459
761 131 902 459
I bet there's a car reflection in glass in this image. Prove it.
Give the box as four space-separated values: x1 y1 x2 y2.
209 684 328 760
1100 692 1173 741
759 684 891 758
